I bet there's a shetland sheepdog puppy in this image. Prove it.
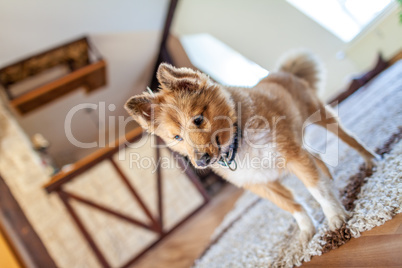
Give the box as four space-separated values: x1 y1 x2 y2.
125 51 377 241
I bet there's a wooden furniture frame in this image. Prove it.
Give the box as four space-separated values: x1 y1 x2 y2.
43 128 209 268
0 37 106 115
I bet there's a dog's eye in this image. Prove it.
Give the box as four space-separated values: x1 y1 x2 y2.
174 135 183 141
193 115 203 126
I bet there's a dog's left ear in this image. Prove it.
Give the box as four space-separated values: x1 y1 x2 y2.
125 94 157 130
157 63 207 91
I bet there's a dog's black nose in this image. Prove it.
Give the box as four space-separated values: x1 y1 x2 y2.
196 153 211 167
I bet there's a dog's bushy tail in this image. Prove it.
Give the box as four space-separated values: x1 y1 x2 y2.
276 50 324 92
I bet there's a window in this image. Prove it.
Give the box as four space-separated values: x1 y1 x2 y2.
287 0 395 42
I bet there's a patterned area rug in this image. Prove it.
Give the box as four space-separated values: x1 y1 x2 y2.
195 61 402 268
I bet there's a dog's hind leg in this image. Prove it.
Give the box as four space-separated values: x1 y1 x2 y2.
316 106 378 169
286 147 348 231
244 181 315 242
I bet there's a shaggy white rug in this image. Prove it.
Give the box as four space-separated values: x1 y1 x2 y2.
194 61 402 268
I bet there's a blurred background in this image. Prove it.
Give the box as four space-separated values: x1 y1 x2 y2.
0 0 401 267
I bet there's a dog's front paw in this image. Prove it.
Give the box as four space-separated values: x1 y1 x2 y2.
328 211 349 231
294 211 315 244
299 228 315 245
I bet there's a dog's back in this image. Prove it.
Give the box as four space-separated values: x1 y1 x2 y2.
254 51 325 124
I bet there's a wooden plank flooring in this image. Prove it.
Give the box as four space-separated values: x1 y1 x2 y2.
303 213 402 267
133 184 402 267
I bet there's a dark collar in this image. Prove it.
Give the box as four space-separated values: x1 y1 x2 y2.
218 123 240 169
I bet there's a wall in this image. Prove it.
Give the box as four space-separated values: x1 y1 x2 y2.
0 0 169 166
171 0 402 100
346 8 402 70
11 31 161 166
0 0 168 66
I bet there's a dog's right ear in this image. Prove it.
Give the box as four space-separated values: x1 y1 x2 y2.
124 94 156 130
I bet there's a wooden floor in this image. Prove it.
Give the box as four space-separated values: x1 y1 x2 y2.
134 184 402 268
303 213 402 267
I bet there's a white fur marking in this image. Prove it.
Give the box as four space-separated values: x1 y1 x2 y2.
308 181 347 230
293 211 315 232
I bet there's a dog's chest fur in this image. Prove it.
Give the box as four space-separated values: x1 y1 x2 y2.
212 133 286 187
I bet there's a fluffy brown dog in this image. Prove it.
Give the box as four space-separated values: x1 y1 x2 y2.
125 51 377 241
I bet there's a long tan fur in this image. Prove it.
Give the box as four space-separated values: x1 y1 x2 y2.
125 51 377 242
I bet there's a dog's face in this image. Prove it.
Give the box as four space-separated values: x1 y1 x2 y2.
125 63 237 169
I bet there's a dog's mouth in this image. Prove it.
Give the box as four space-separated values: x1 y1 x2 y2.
193 125 239 170
193 136 224 169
